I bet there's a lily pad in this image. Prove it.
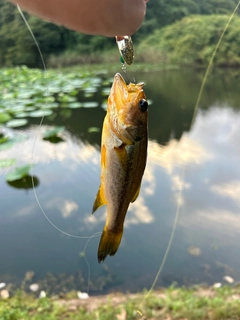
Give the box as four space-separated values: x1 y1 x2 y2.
15 112 29 118
101 88 111 96
68 102 83 109
6 164 33 182
25 106 36 111
84 93 94 98
89 77 102 86
6 119 28 128
88 127 100 133
28 110 53 117
0 158 17 169
0 137 15 151
17 90 35 99
43 126 65 139
84 87 98 94
58 94 76 103
82 102 98 108
0 136 9 144
0 113 11 124
101 102 108 111
44 102 59 109
102 79 111 86
0 134 27 150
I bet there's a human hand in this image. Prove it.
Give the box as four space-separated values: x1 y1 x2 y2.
10 0 149 37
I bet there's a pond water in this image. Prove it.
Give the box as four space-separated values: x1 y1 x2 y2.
1 67 240 295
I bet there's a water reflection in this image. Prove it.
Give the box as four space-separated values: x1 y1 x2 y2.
1 68 240 293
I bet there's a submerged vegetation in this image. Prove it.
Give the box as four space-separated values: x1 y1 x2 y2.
0 286 240 319
0 0 240 67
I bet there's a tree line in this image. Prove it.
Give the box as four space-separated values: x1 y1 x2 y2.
0 0 239 67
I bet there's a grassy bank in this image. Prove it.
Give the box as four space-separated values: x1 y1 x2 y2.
1 286 240 319
46 48 178 71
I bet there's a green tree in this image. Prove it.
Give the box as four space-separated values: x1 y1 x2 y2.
139 15 240 66
1 0 240 67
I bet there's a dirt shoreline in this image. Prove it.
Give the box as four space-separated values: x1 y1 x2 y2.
55 287 239 312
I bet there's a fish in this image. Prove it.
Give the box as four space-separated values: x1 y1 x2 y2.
92 73 149 262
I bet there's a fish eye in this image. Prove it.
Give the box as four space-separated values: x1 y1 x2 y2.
139 99 148 112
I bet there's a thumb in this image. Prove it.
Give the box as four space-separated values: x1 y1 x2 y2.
10 0 148 36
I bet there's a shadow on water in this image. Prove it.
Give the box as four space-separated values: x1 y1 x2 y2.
7 175 39 190
1 68 240 294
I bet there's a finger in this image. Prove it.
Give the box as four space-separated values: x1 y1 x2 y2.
10 0 147 37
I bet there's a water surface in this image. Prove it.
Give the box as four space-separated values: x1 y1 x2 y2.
1 68 240 294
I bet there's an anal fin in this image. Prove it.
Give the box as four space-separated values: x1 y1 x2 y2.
92 185 106 214
131 185 141 203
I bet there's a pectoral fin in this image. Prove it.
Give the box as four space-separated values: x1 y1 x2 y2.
131 185 141 203
92 185 106 214
114 144 128 171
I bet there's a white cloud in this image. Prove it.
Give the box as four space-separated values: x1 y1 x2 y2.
211 181 240 205
148 137 212 174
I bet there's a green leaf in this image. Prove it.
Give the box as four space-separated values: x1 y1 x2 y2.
101 87 111 96
0 141 14 151
101 103 107 111
0 158 17 169
84 87 98 94
6 119 28 127
15 112 29 118
88 127 100 133
68 102 83 109
58 94 76 103
0 113 11 124
6 164 33 182
43 126 65 138
28 110 53 117
82 102 98 108
0 136 9 144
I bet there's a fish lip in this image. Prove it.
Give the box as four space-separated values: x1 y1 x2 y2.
114 73 145 87
114 72 145 88
114 73 126 85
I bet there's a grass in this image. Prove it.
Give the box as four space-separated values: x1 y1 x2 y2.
46 46 179 72
0 286 240 319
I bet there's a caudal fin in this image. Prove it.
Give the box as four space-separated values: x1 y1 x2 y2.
98 228 123 263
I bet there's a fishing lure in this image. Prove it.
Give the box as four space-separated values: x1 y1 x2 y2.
116 36 134 65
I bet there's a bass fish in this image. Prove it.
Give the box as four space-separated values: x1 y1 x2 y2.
92 73 148 262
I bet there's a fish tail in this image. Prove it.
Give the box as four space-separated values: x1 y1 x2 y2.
98 227 123 263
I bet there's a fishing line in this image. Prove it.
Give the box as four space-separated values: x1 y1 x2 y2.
136 2 240 315
17 5 103 295
82 232 102 293
17 5 101 240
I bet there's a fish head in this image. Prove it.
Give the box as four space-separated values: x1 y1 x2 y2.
108 73 148 143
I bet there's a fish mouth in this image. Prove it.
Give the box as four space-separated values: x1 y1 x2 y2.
114 73 127 85
114 73 144 88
